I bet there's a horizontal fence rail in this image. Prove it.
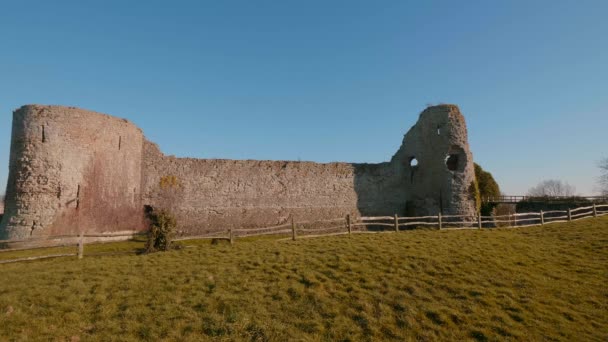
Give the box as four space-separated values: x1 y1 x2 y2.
1 204 607 264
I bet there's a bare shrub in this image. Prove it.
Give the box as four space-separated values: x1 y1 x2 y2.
527 180 575 197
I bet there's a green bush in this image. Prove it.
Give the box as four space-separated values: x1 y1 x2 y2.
474 163 501 216
468 180 481 214
145 208 177 253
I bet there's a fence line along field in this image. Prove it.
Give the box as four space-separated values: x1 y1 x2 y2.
0 215 606 341
1 203 607 264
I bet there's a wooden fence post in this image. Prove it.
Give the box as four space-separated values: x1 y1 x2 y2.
438 213 442 230
394 214 399 232
229 228 234 245
346 214 352 235
477 214 482 229
593 204 597 217
291 216 297 241
540 210 544 225
77 231 84 259
567 208 572 221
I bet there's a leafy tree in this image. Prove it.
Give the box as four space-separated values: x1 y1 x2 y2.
474 163 501 216
527 179 575 197
469 180 481 214
475 164 500 199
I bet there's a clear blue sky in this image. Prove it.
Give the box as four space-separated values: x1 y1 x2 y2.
1 0 606 195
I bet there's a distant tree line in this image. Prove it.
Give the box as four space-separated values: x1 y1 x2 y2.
527 179 576 197
516 164 608 212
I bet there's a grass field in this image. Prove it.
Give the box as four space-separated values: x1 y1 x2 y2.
0 217 607 341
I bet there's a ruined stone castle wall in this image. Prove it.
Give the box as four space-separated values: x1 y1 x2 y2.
141 141 406 234
0 105 146 239
0 104 476 240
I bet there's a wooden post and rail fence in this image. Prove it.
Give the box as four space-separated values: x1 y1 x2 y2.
1 203 608 265
481 195 608 204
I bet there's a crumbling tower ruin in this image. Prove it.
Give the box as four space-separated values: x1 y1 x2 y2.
0 104 477 240
392 104 477 216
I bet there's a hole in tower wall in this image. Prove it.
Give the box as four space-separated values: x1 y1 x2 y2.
41 125 46 143
408 157 418 184
118 136 122 150
445 145 465 172
446 154 459 171
144 205 154 216
437 125 441 135
409 157 419 167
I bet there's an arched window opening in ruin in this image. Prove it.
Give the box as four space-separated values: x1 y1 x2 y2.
409 157 418 167
445 145 465 172
437 125 441 135
409 157 418 183
41 125 46 143
446 154 459 171
118 136 122 150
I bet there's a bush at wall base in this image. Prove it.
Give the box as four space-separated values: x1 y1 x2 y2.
145 209 177 253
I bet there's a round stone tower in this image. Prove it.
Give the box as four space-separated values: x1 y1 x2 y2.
0 105 146 240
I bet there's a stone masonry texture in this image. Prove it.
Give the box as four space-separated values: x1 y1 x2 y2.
0 104 476 240
0 105 145 240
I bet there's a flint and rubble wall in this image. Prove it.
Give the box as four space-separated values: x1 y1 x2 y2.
141 141 406 235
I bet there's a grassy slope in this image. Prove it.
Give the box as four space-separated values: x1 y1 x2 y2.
0 217 606 341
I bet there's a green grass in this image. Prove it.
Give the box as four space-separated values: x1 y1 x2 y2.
0 217 607 341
